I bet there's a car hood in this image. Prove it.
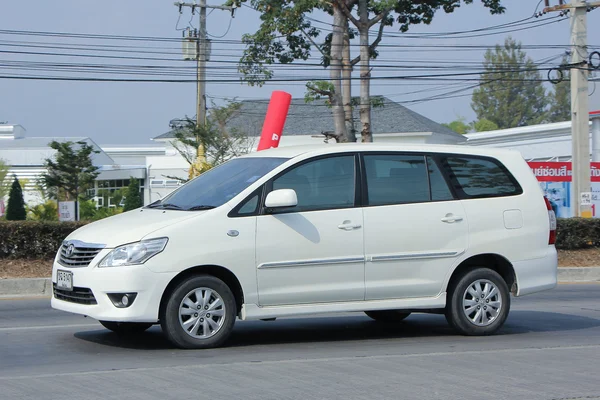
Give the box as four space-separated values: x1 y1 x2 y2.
65 208 206 248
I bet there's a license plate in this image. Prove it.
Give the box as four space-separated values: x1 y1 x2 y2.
56 270 73 291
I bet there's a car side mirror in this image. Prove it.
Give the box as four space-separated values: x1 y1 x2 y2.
264 189 298 211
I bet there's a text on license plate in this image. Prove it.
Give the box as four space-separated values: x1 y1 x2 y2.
56 270 73 291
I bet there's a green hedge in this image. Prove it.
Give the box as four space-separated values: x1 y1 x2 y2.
0 218 598 259
0 221 88 259
556 218 600 250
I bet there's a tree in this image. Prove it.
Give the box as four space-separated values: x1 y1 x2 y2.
123 178 143 211
239 0 505 143
548 57 571 123
0 159 9 200
169 101 251 180
443 116 498 134
442 117 470 134
347 0 505 141
238 0 404 143
238 0 356 142
6 176 26 220
472 37 548 129
472 118 499 132
41 141 100 201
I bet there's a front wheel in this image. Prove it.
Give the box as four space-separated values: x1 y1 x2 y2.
445 268 510 336
160 275 236 349
99 321 153 335
365 310 411 322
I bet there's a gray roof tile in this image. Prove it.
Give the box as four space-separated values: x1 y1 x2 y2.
153 96 464 141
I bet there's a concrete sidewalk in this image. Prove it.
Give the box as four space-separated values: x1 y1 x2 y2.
1 267 599 298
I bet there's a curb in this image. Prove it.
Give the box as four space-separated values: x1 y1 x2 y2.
0 268 599 298
558 266 600 282
0 278 51 298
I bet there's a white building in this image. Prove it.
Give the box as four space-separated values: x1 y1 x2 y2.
465 112 600 162
0 121 200 208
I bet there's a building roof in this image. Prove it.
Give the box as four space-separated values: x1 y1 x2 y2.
0 137 114 167
153 96 465 142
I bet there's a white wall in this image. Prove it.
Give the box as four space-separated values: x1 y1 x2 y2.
465 121 587 161
4 167 46 206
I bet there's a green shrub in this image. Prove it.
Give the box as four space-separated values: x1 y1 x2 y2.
0 221 87 259
90 207 123 220
555 218 600 250
79 199 124 221
78 199 97 221
27 200 59 221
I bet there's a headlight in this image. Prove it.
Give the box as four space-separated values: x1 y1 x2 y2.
99 238 168 267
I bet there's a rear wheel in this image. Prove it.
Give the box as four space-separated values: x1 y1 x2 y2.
445 268 510 335
160 275 236 349
99 321 153 335
364 310 411 322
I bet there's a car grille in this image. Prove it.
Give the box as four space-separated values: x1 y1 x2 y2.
53 284 97 305
58 242 103 267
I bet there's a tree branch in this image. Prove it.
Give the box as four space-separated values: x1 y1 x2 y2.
350 17 386 67
306 83 333 97
300 27 328 58
321 130 340 143
334 0 360 28
368 8 392 28
370 14 387 50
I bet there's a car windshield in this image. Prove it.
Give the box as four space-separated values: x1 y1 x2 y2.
148 157 288 211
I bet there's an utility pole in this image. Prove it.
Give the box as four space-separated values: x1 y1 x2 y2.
543 0 600 217
198 0 207 133
174 1 236 165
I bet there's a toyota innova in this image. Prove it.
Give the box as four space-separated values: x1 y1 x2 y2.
52 144 558 348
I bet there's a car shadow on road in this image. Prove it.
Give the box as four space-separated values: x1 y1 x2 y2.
73 310 600 350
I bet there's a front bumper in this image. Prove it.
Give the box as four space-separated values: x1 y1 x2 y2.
51 259 176 323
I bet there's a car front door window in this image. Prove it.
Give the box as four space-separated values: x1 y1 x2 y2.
271 155 356 212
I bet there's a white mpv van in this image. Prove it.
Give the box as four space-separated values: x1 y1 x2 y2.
52 144 557 349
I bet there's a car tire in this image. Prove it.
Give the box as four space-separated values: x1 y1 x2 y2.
445 268 510 336
99 321 154 335
160 275 236 349
364 310 411 322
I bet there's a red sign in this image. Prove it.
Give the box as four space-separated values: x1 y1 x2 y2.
257 91 292 151
528 162 600 182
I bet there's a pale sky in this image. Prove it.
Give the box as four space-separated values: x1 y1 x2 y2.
1 0 599 145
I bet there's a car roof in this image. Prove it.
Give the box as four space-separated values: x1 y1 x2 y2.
241 143 520 160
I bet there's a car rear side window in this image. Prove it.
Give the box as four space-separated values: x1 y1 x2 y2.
443 156 522 198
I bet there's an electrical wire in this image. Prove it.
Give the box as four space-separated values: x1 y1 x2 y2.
207 17 233 39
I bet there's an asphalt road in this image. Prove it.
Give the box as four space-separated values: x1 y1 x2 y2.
1 285 599 400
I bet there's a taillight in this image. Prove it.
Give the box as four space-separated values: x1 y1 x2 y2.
544 197 557 245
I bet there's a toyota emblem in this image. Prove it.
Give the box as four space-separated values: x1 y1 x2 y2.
66 244 75 257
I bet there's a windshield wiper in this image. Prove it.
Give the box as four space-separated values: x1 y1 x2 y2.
159 203 184 210
186 205 216 211
145 200 162 209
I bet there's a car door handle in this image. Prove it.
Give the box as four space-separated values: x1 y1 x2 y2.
441 214 463 223
338 221 362 230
